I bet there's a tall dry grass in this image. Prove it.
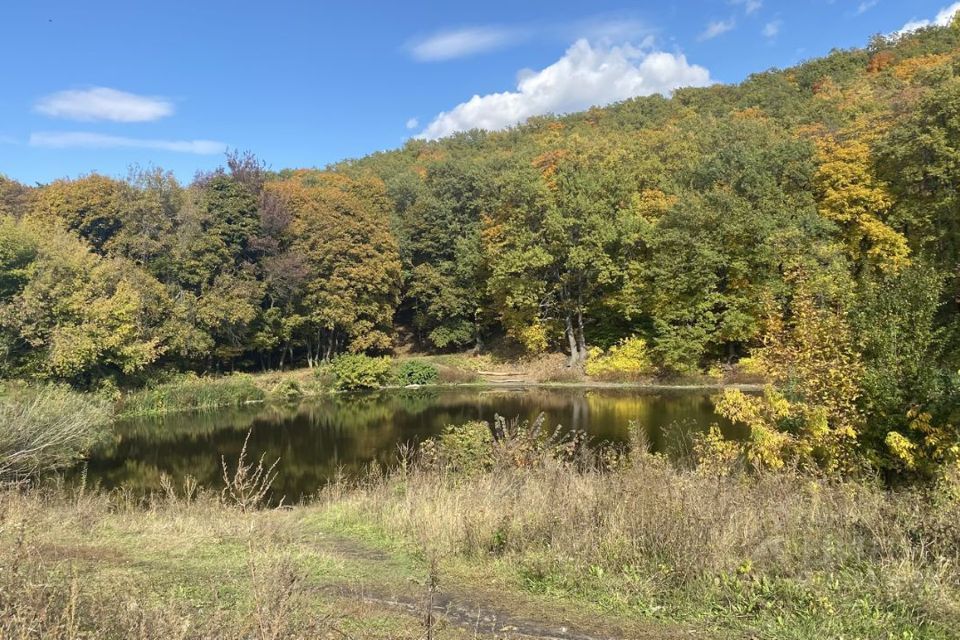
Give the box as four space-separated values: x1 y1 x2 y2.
321 422 960 637
0 476 345 639
0 385 109 482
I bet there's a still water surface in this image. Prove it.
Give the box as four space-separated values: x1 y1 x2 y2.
83 387 744 501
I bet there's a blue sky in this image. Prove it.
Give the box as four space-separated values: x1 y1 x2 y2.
0 0 957 184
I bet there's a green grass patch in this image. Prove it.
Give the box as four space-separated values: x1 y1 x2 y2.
117 373 266 417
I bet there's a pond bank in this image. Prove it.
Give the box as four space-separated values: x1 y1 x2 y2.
115 362 764 419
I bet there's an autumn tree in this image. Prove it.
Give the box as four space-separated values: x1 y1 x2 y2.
0 175 30 219
267 172 401 363
0 216 172 384
28 174 127 251
715 266 865 472
813 134 910 273
485 133 635 365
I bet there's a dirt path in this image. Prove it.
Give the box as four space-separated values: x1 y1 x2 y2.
476 370 535 385
312 532 715 640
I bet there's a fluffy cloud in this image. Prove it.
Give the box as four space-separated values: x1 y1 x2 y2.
418 39 711 140
762 20 782 39
35 88 174 122
408 27 519 61
29 132 225 154
898 2 960 35
405 117 419 130
699 19 736 41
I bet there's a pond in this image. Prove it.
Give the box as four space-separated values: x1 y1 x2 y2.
82 386 746 502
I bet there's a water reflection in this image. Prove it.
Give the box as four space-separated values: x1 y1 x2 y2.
82 387 744 501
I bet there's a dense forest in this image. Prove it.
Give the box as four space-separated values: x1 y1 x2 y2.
3 22 960 474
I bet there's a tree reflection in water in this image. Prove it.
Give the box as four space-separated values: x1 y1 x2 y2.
79 387 744 502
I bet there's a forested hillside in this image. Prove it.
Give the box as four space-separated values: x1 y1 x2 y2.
3 22 960 472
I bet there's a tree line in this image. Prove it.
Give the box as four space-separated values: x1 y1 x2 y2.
2 22 960 473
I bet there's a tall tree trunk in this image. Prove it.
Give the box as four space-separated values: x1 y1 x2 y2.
324 331 335 362
473 309 484 353
575 307 587 365
566 314 580 367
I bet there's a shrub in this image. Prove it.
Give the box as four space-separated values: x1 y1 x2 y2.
728 355 766 383
420 414 588 474
0 385 109 481
585 336 654 380
394 360 439 386
272 378 303 402
420 421 494 474
325 354 392 391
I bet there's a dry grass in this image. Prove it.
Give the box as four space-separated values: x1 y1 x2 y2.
3 421 959 638
523 353 583 383
321 437 960 638
434 365 481 385
0 481 431 639
0 385 109 482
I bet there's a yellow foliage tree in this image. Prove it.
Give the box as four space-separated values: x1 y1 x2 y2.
0 217 169 382
813 136 910 273
713 273 866 472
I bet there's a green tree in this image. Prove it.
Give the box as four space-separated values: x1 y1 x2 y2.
485 133 634 365
0 217 172 384
28 174 127 250
399 159 487 350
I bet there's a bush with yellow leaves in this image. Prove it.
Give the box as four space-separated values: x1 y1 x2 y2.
712 273 866 473
585 336 654 381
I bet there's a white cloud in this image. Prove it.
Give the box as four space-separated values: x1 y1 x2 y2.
762 20 782 38
407 15 653 62
418 39 711 140
897 2 960 35
564 16 652 44
405 117 419 130
699 19 736 41
856 0 879 15
731 0 762 15
35 87 174 122
408 27 520 61
29 132 225 154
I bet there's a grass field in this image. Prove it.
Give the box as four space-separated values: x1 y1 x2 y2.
3 428 958 639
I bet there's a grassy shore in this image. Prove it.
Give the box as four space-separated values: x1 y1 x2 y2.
114 353 760 419
2 428 958 639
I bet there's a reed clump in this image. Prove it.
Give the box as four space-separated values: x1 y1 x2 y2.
117 373 266 418
0 384 109 482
